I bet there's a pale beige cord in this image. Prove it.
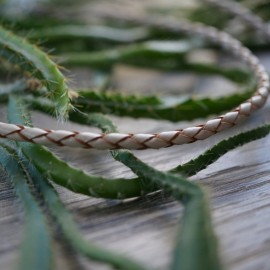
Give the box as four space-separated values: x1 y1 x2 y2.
0 18 269 150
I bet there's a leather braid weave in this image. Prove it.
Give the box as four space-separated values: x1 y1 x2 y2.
1 18 269 150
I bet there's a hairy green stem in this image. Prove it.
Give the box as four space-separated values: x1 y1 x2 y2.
0 143 54 270
19 84 254 123
0 77 254 123
7 95 149 270
76 88 253 122
83 112 222 270
0 25 71 119
4 94 269 200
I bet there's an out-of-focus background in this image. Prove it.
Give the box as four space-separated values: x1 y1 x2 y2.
1 1 270 269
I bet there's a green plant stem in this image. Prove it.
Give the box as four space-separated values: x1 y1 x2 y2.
20 84 254 123
60 43 251 84
7 95 223 269
1 4 269 270
0 79 28 97
20 149 149 270
8 95 157 198
60 41 190 70
114 150 222 270
23 25 152 52
171 193 219 270
27 25 149 43
0 25 71 119
83 112 222 270
0 76 254 123
76 88 253 122
0 143 54 270
4 94 269 201
7 95 149 270
70 111 270 180
21 142 156 199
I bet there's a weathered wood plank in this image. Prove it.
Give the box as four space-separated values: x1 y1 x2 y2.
1 1 270 268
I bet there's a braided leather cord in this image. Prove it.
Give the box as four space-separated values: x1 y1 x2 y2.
0 17 269 150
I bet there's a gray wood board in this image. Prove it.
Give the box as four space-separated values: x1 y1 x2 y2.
1 38 270 270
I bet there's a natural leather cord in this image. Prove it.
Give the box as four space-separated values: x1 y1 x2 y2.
0 17 269 150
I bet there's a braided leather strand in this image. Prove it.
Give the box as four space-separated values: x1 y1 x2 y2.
1 19 269 150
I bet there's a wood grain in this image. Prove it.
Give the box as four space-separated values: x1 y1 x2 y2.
1 1 270 269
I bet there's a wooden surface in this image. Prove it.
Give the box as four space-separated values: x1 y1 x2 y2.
1 2 270 269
